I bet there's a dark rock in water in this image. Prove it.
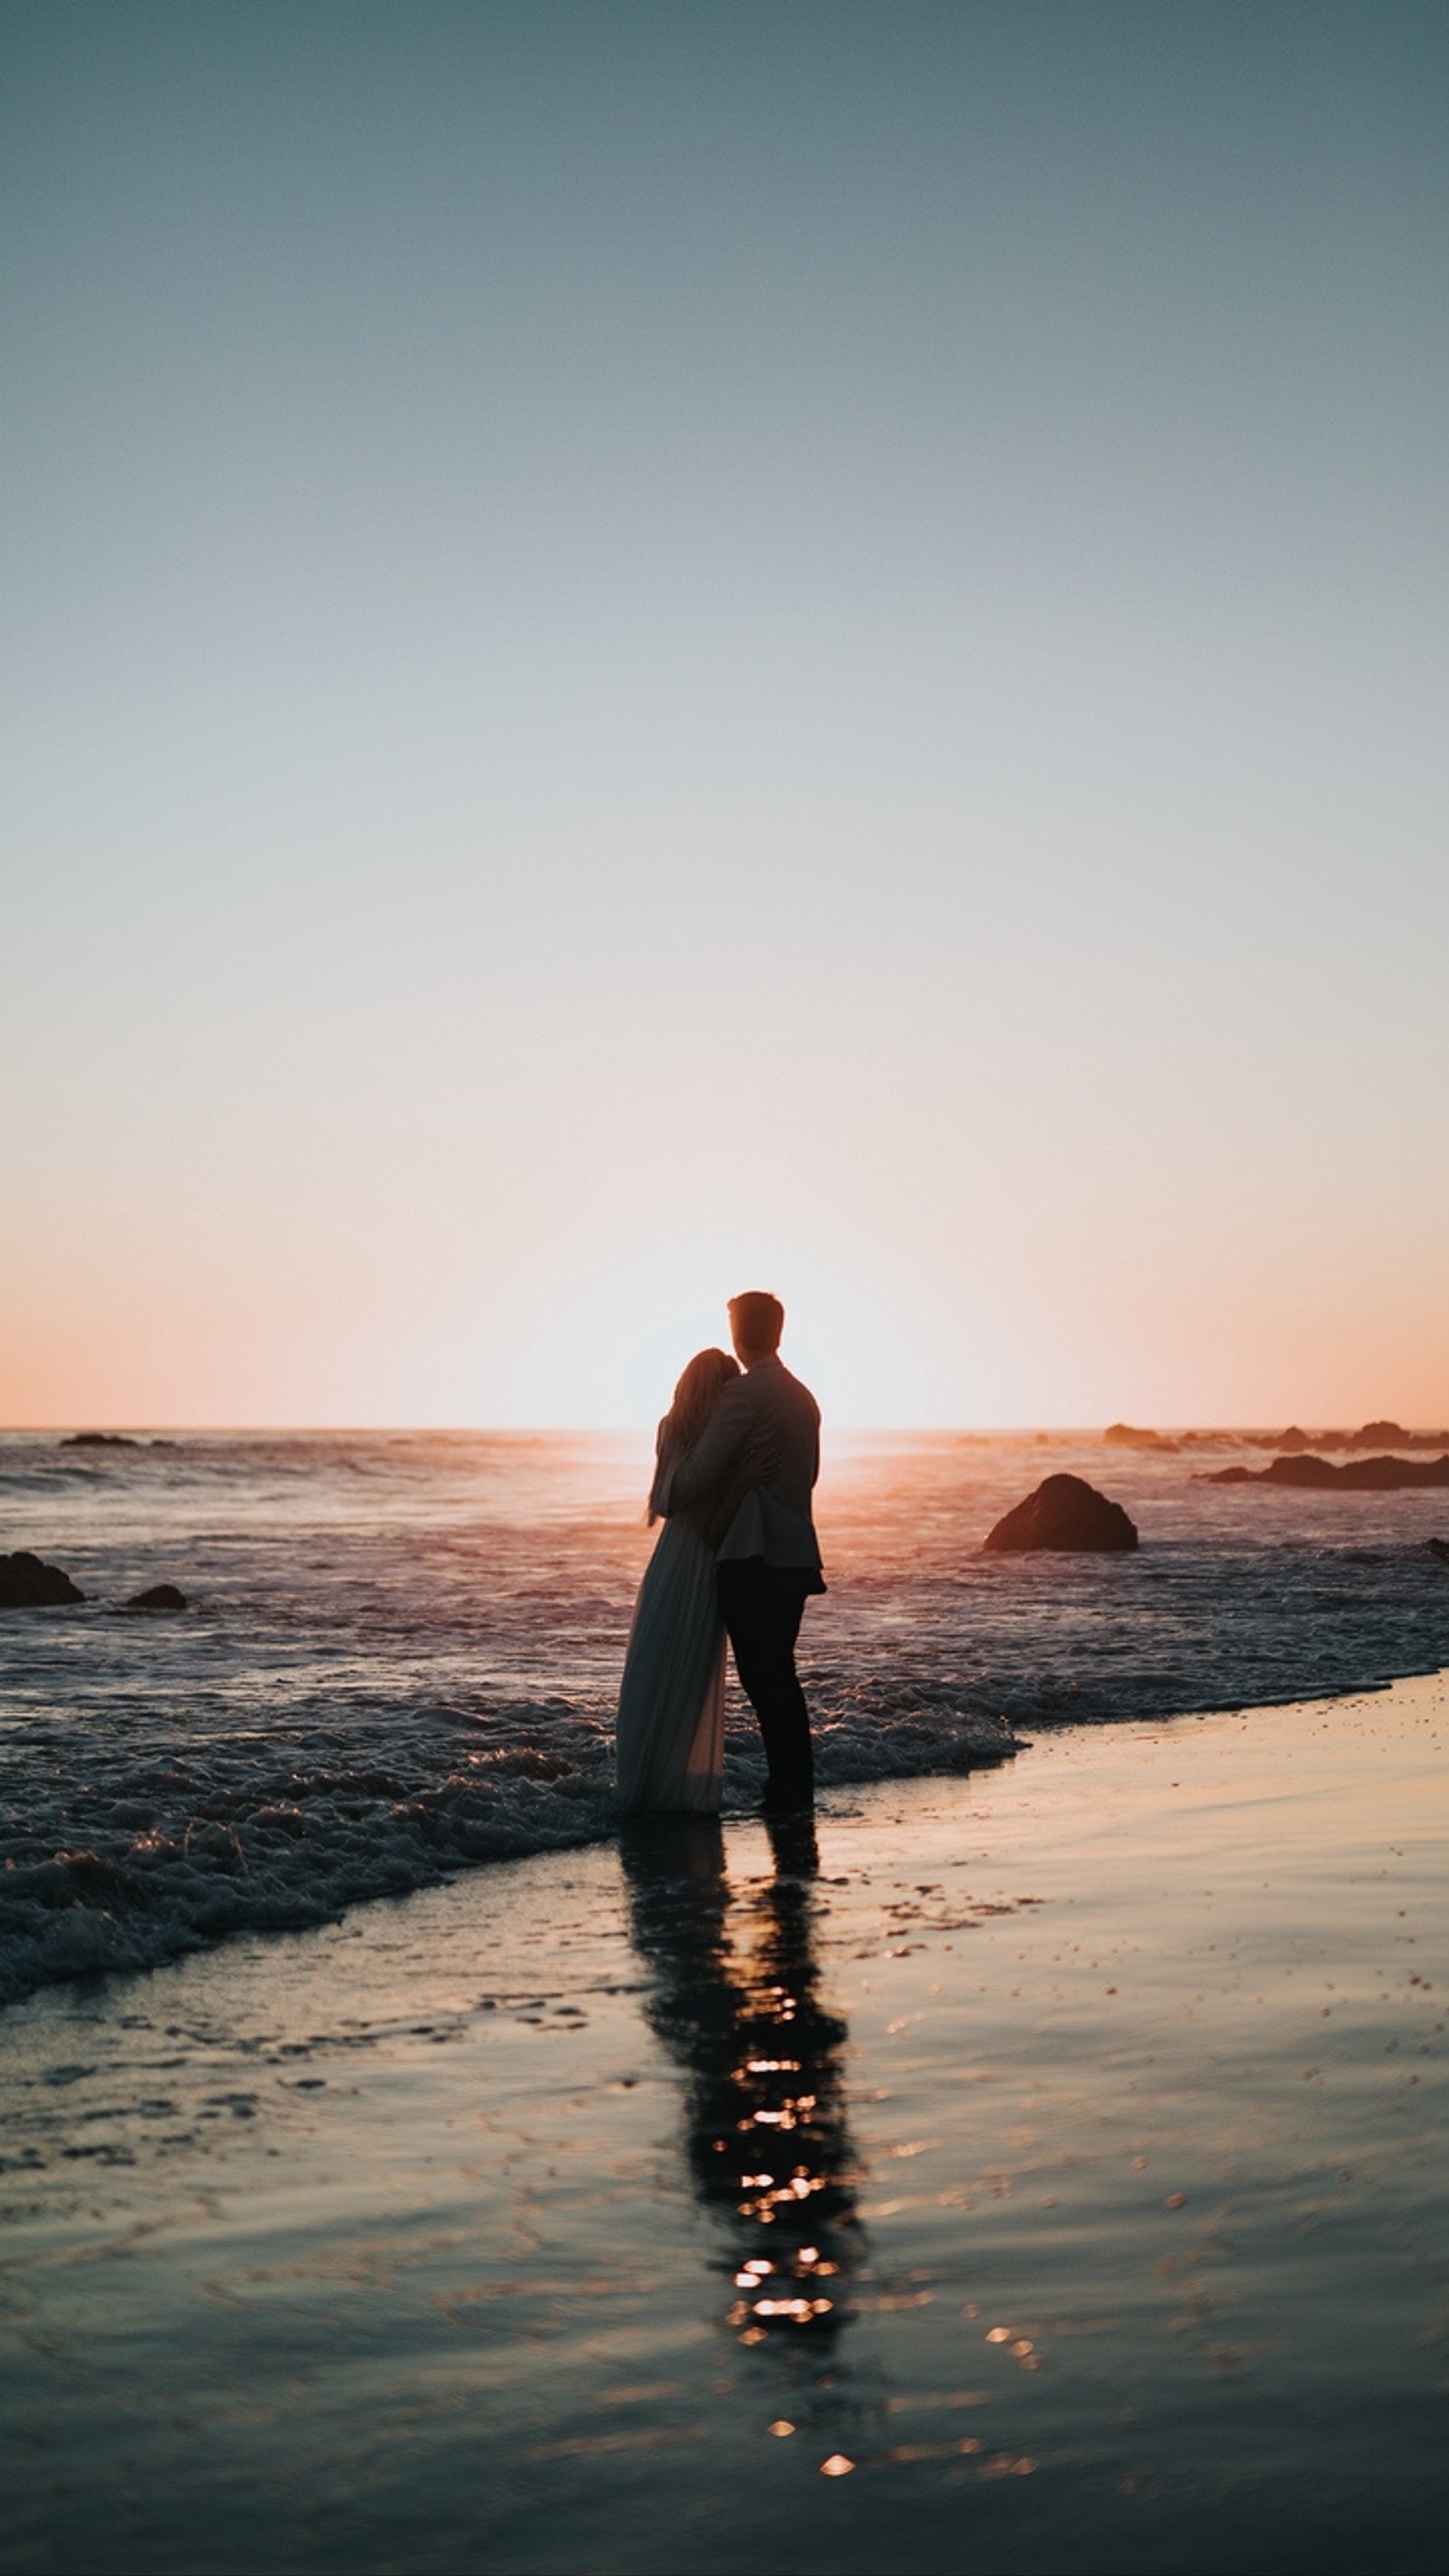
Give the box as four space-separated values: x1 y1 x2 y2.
1425 1539 1449 1564
1249 1426 1346 1450
984 1474 1138 1552
1206 1452 1339 1487
0 1551 86 1606
1207 1453 1449 1492
1339 1454 1449 1489
1252 1420 1449 1456
61 1431 138 1447
122 1582 187 1612
1103 1422 1177 1451
1259 1454 1345 1487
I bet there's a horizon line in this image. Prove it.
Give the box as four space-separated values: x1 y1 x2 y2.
4 1419 1443 1440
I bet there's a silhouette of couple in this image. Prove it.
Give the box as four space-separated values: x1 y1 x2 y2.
616 1291 823 1816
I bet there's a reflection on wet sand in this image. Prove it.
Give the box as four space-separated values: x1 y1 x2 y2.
621 1814 865 2359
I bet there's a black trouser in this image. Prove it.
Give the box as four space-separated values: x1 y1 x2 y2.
716 1560 816 1809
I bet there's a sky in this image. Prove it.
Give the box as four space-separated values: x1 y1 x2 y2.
3 0 1445 1429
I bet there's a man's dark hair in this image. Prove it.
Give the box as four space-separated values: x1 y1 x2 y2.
728 1290 784 1353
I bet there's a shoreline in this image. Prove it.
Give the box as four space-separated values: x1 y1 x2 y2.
3 1669 1446 2572
9 1647 1449 2023
7 1646 1449 2023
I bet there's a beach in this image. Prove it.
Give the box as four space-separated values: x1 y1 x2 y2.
6 1427 1449 2012
4 1668 1445 2574
7 7 1448 2566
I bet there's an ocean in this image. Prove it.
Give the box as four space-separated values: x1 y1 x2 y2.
4 1426 1449 2011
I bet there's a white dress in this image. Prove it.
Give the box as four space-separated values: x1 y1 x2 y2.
616 1457 726 1816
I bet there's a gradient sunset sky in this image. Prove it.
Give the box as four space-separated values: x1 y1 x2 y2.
4 1 1445 1428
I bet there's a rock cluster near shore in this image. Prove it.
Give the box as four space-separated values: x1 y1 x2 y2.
984 1474 1138 1552
1248 1419 1449 1454
0 1555 188 1610
1207 1454 1449 1491
0 1552 87 1606
59 1432 177 1451
1103 1419 1449 1454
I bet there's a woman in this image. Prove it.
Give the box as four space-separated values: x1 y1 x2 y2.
616 1348 750 1815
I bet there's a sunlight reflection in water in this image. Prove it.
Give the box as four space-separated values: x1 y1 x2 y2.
620 1812 865 2361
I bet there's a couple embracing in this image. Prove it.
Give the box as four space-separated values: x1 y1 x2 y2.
616 1291 824 1818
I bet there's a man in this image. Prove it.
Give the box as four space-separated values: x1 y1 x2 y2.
668 1291 824 1811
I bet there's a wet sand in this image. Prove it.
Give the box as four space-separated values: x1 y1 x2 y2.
3 1673 1446 2575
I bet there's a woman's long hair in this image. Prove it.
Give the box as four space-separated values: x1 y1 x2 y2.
649 1347 740 1522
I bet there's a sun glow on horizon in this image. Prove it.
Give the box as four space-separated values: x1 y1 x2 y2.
4 7 1445 1433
